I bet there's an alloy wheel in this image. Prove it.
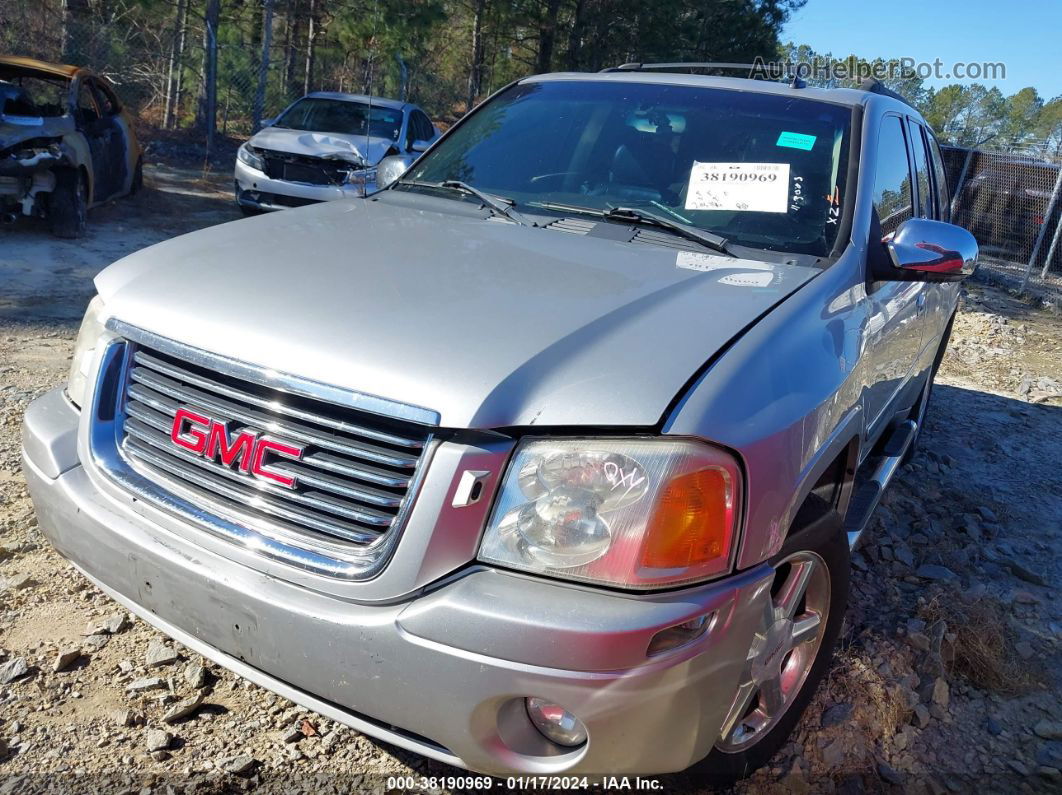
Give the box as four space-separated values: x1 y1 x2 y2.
715 550 831 753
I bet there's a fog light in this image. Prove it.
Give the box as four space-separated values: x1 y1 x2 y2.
525 698 587 747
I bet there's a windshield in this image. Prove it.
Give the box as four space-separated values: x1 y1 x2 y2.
274 97 403 140
404 80 854 256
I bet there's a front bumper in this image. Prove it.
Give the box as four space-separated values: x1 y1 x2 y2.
22 388 774 777
234 159 374 211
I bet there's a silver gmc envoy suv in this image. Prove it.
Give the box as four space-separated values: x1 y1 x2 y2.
22 66 976 782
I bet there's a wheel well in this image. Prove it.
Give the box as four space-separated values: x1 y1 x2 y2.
790 438 859 538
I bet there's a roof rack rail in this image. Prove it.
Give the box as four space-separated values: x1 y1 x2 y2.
859 77 916 109
600 61 807 88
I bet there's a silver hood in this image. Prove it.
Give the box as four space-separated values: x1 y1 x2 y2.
95 196 820 429
247 126 396 167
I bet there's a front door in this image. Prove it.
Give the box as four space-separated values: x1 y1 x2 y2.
862 113 927 442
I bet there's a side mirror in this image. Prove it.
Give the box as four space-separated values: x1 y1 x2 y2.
410 139 432 153
885 218 978 281
259 116 275 129
376 155 413 189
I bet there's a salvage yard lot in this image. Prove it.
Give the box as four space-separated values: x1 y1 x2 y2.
0 169 1060 792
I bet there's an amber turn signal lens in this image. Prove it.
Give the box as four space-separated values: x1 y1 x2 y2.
642 467 732 569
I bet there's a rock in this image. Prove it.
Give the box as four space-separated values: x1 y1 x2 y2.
894 730 909 751
145 729 171 752
1012 590 1042 605
126 676 167 694
1015 641 1035 660
1008 760 1031 776
1039 767 1062 782
782 762 810 795
162 692 204 724
150 750 171 762
221 754 257 775
907 632 931 652
1036 721 1062 740
820 703 853 728
913 703 931 728
52 648 82 672
283 728 303 743
977 506 998 523
0 657 29 684
915 564 958 582
111 709 137 727
821 738 846 767
878 761 904 785
987 717 1003 736
85 613 129 636
931 678 949 708
1036 741 1062 768
1004 559 1048 587
145 640 179 667
894 545 915 568
0 573 35 591
82 634 110 653
183 662 207 689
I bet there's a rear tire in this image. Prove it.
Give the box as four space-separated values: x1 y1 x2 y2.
693 497 849 785
129 158 144 195
48 169 88 239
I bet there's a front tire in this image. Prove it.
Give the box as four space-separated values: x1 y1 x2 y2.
49 169 88 239
694 498 849 784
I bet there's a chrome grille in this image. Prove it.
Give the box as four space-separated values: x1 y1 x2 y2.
116 344 432 555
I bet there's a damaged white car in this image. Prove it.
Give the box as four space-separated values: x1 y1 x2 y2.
234 91 438 213
0 55 143 238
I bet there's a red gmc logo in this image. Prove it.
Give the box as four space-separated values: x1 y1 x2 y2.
170 407 303 489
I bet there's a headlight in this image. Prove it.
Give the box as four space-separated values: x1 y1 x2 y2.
478 438 741 590
66 295 108 409
345 167 377 186
237 143 265 171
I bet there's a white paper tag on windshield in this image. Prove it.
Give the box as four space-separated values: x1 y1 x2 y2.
676 252 776 272
685 162 790 213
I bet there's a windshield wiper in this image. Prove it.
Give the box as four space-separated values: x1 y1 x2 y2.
528 201 732 256
603 206 733 256
401 180 533 227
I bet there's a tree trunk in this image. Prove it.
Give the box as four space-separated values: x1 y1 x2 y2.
198 0 221 157
172 0 189 128
61 0 91 64
303 0 317 95
566 0 586 70
253 0 275 130
281 0 299 100
163 0 188 129
466 0 486 112
535 0 561 74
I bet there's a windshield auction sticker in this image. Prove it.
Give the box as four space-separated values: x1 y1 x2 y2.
685 162 790 213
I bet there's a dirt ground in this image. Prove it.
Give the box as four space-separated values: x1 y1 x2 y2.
0 169 1060 793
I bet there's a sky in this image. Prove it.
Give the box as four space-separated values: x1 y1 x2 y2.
783 0 1062 100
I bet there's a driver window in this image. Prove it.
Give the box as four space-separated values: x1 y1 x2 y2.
872 116 914 236
77 82 100 124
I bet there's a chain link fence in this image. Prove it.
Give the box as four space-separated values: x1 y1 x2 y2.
0 0 468 152
942 144 1062 302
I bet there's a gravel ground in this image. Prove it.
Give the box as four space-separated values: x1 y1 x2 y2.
0 171 1060 793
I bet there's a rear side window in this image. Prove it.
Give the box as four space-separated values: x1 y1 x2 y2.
414 111 434 141
76 81 99 124
872 116 914 236
927 133 951 221
906 119 932 219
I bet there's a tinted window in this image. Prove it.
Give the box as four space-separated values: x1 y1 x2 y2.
406 81 854 257
907 119 932 219
873 116 913 235
928 134 951 221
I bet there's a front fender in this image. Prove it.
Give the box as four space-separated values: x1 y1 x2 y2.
663 249 868 569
